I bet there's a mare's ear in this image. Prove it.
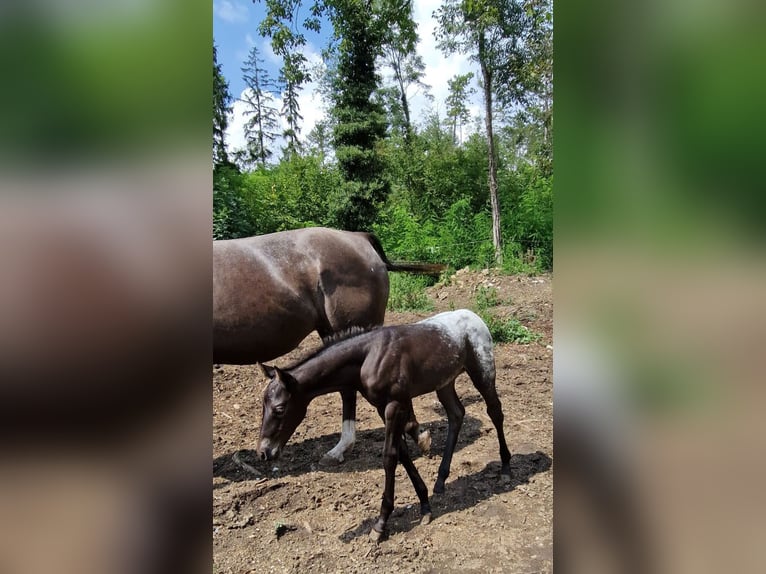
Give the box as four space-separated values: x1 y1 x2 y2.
258 363 276 379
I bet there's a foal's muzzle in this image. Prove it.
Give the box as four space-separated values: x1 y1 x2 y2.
258 445 279 461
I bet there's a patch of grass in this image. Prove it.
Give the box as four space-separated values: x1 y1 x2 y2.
475 285 503 310
472 283 539 343
387 274 435 312
500 256 542 276
478 311 542 344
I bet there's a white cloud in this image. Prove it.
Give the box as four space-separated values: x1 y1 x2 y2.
213 1 249 24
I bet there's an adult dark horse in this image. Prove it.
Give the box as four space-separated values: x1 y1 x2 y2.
213 227 441 462
257 309 513 540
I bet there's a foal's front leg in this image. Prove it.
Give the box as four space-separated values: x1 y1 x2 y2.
397 436 432 524
322 388 357 464
370 400 407 542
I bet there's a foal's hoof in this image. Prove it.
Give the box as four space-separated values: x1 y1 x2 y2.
417 430 432 455
369 528 387 543
501 464 513 485
421 513 432 526
320 452 344 466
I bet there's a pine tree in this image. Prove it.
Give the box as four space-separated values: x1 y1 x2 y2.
328 0 389 231
279 52 306 158
258 0 314 160
213 43 233 165
240 46 280 168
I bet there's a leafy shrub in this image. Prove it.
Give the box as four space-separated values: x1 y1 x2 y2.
500 241 546 275
479 312 542 344
387 274 434 312
475 285 503 310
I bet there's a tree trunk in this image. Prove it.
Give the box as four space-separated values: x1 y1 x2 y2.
401 88 412 142
480 42 503 265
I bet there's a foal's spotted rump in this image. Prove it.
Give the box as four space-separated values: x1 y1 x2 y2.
257 309 512 540
420 309 496 381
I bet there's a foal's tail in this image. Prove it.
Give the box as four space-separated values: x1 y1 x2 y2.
362 233 446 275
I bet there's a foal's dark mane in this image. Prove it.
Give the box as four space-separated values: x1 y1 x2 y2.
286 325 380 370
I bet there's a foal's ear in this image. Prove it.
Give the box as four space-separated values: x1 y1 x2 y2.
275 367 298 393
258 363 276 379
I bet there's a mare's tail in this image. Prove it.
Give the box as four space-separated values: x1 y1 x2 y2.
362 233 446 275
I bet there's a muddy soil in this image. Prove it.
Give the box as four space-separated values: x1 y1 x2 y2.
213 270 553 573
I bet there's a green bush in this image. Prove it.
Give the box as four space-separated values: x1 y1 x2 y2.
479 312 542 344
387 274 434 312
475 285 503 310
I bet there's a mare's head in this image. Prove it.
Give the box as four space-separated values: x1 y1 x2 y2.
257 364 308 461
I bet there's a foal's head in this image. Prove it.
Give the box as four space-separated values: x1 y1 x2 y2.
257 364 308 461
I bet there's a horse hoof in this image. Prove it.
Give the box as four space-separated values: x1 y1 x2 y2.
369 528 386 543
418 430 432 455
320 453 343 466
421 513 432 526
433 482 445 495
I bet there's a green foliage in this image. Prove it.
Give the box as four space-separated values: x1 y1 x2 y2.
326 0 390 230
213 164 252 239
446 73 475 141
213 43 233 164
212 155 343 239
212 0 553 273
500 164 553 270
438 198 495 269
479 312 542 344
386 274 435 312
472 284 539 343
372 200 438 262
475 285 503 310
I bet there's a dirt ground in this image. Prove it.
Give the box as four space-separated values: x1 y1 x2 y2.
213 270 553 574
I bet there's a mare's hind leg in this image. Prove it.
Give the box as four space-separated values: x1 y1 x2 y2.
322 388 357 464
433 381 465 494
468 366 512 478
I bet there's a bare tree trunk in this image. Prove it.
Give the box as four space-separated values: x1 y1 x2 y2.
480 48 503 265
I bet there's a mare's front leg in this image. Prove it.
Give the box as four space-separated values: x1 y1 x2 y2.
322 388 356 464
370 400 408 542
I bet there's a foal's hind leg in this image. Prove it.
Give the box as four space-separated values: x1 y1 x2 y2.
433 381 465 494
322 388 357 464
469 368 512 478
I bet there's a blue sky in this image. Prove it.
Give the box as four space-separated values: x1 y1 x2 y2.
213 0 479 156
213 0 328 100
